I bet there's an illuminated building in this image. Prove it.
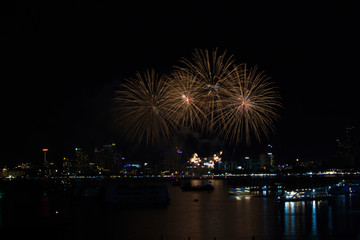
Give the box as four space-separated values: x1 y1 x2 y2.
103 143 123 171
73 147 89 174
39 148 57 177
299 160 322 169
334 126 357 168
94 143 124 173
62 157 71 175
16 163 32 170
189 153 201 167
94 147 106 170
258 144 276 170
122 162 143 175
187 151 223 171
266 144 275 167
243 156 254 170
163 146 184 173
259 154 266 169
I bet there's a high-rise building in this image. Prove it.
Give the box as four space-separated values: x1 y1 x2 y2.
266 144 275 167
163 147 183 172
259 153 266 169
335 126 357 168
94 143 123 172
103 143 120 170
94 147 106 170
73 147 89 174
62 157 71 175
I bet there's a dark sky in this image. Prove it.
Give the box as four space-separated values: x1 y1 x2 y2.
2 1 359 165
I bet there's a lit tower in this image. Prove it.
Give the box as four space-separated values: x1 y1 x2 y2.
266 144 275 167
42 148 49 166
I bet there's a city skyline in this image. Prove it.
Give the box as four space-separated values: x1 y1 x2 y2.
2 1 359 167
2 3 360 240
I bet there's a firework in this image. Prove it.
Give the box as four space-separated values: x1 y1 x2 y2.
113 70 174 145
215 64 281 144
113 49 281 146
165 70 206 130
176 49 236 130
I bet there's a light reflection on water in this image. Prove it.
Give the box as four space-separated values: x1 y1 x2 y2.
1 179 360 240
279 195 360 240
283 200 322 239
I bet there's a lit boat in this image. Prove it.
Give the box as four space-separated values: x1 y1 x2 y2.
278 187 330 201
229 187 251 195
328 180 360 195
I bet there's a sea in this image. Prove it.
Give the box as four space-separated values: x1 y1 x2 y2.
1 178 360 240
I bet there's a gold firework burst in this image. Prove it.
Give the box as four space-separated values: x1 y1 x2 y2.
176 48 236 130
216 64 282 144
113 49 282 147
166 70 206 130
113 69 174 145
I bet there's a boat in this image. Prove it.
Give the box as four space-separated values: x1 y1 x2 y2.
181 182 214 191
105 185 170 206
278 187 330 201
328 180 360 195
229 187 251 195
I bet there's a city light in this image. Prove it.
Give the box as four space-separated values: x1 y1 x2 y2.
190 153 201 166
188 151 222 169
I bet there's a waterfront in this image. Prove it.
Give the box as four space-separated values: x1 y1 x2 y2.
1 178 360 240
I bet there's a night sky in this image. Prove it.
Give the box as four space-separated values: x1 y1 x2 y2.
2 1 359 166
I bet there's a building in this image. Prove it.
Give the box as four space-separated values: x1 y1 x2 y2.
62 157 71 175
163 146 184 173
266 144 275 167
334 126 357 168
94 143 124 173
94 147 106 170
72 147 89 174
187 151 223 174
242 156 258 171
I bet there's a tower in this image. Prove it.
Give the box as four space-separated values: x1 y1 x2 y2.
266 144 275 167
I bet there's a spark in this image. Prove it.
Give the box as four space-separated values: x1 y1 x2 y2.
113 50 281 146
113 69 174 146
176 48 236 130
215 64 281 144
166 70 206 130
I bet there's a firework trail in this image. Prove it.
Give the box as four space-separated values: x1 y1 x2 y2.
113 69 174 146
113 49 281 146
215 64 281 144
165 70 206 130
176 49 236 130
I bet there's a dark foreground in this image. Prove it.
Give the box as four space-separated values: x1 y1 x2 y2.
1 176 360 240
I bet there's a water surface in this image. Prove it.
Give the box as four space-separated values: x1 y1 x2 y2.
1 179 360 240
